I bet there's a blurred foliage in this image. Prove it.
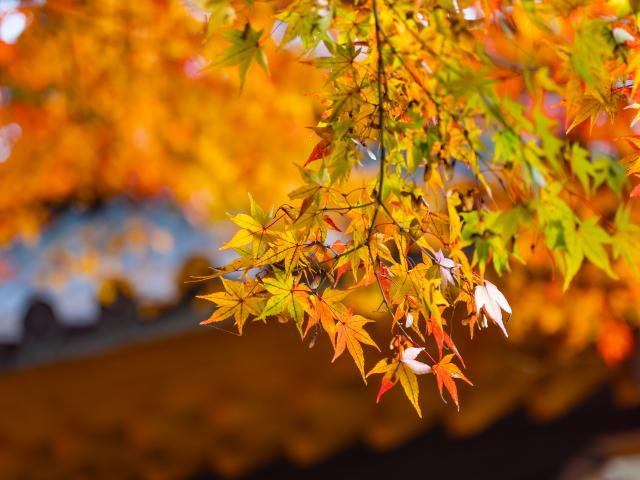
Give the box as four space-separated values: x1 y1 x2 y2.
0 0 322 245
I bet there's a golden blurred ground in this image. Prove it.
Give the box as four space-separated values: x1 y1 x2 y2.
0 299 635 480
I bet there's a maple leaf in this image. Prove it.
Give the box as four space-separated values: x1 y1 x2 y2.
254 230 310 275
190 256 255 281
367 358 397 402
220 212 273 256
624 103 640 128
368 359 423 416
329 240 355 285
366 350 428 417
427 317 464 366
431 354 472 410
198 278 265 333
434 249 456 287
212 23 268 89
405 311 414 328
400 347 432 375
618 136 640 176
304 288 350 340
565 87 624 134
258 270 310 334
612 205 640 272
323 216 342 232
631 177 640 198
305 139 332 167
565 95 605 134
332 310 379 382
561 217 618 290
474 280 511 337
396 363 422 417
305 296 335 339
376 372 396 403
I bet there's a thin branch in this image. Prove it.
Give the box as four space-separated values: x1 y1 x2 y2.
367 0 387 242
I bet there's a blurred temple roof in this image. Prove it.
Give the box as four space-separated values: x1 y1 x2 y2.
0 310 639 479
0 201 639 479
0 198 224 343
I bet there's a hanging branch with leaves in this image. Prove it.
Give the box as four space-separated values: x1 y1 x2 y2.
197 0 640 415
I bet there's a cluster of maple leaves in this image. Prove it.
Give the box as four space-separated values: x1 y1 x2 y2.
198 194 506 415
198 0 640 415
3 0 639 415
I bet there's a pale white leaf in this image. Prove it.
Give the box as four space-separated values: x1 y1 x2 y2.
614 27 635 45
405 312 414 328
474 281 510 337
485 280 512 315
402 358 432 375
402 347 423 361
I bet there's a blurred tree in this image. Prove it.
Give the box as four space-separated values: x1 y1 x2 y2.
199 0 640 415
0 0 321 245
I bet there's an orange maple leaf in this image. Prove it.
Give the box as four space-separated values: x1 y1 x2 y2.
376 371 396 403
631 175 640 198
618 136 640 176
428 317 464 367
367 356 424 417
304 139 332 167
431 354 472 410
305 294 337 339
332 310 379 381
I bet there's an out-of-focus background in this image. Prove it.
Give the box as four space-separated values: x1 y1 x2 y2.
1 1 640 479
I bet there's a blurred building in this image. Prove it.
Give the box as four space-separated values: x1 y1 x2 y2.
0 199 638 479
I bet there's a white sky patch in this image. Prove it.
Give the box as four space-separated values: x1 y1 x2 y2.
0 11 26 44
306 39 331 58
351 138 377 161
589 140 617 157
0 0 20 14
181 0 208 22
463 6 480 21
354 44 369 62
614 77 635 89
270 19 288 46
324 229 347 247
269 19 333 58
0 123 22 164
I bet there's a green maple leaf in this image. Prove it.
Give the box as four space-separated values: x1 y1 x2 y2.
258 270 310 334
563 217 617 290
213 23 268 89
